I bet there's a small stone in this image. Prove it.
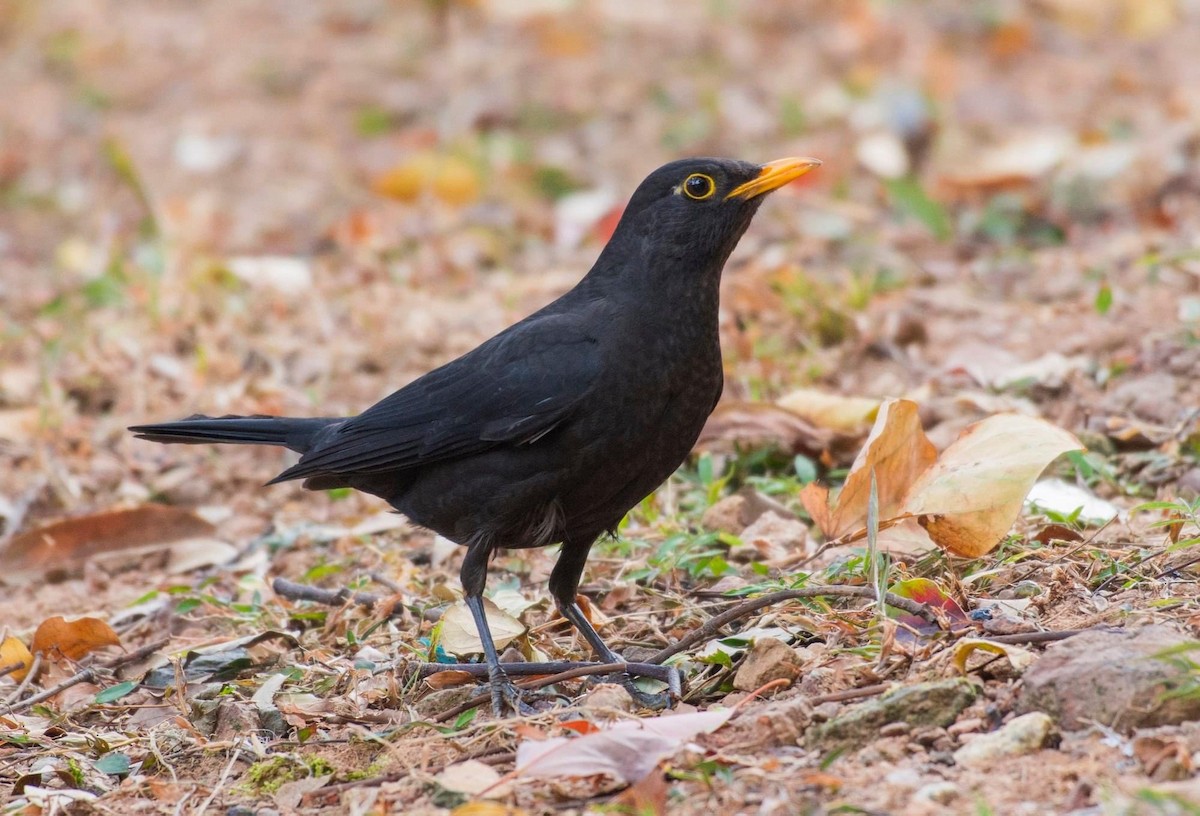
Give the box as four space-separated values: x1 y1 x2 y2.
884 767 922 789
580 683 635 712
948 717 983 738
953 712 1054 768
701 494 753 534
734 512 809 562
914 781 960 805
733 637 805 693
879 722 910 737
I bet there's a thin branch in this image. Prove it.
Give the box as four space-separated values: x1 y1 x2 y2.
647 585 935 665
272 577 402 614
4 637 169 715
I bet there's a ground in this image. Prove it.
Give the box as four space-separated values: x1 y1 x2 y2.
2 1 1200 814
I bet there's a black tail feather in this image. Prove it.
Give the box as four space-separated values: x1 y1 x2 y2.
129 414 340 454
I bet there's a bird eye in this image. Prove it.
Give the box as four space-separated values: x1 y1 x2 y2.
682 173 716 201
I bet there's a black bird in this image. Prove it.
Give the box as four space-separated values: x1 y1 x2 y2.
130 156 820 714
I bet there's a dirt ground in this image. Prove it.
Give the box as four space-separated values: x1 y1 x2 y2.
2 1 1200 814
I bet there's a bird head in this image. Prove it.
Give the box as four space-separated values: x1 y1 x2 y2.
599 156 822 279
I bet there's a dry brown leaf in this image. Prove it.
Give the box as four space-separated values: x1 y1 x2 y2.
800 399 935 539
425 669 476 690
31 616 120 661
450 803 531 816
612 767 669 815
777 389 880 435
1 505 220 584
0 407 40 442
901 414 1083 557
696 401 830 456
0 635 34 682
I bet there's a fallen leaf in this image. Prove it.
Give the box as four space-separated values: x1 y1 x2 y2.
31 617 120 661
776 388 881 435
952 639 1035 674
450 803 530 816
1 505 222 584
612 767 669 814
440 598 526 656
1025 478 1121 526
274 774 332 812
887 578 970 641
164 538 240 574
226 255 312 292
425 670 476 690
436 760 509 798
372 152 481 206
0 407 40 442
697 402 830 456
0 635 34 682
901 414 1084 557
800 399 935 539
515 708 734 783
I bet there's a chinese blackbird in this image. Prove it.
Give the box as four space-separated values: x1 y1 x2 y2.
130 156 820 714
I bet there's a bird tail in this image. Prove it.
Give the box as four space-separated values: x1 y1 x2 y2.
128 414 340 454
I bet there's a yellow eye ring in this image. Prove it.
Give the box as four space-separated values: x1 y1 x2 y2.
682 173 716 201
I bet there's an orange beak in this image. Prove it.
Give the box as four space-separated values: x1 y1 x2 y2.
726 157 822 200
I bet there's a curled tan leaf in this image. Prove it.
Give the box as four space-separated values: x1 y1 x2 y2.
900 414 1083 557
801 399 935 539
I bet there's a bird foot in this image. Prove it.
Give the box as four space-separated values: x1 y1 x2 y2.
487 669 539 717
610 675 673 711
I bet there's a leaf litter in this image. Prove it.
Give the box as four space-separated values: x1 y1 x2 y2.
1 1 1200 814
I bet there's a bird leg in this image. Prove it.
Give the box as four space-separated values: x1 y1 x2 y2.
550 543 681 709
461 542 532 717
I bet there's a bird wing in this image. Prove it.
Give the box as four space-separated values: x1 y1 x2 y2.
269 309 602 481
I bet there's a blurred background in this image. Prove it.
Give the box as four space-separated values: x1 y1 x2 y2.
2 0 1200 528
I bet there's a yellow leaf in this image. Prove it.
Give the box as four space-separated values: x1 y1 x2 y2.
31 616 120 661
900 414 1083 557
451 803 530 816
0 636 34 682
952 638 1035 674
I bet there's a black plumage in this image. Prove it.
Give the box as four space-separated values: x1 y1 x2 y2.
131 155 820 714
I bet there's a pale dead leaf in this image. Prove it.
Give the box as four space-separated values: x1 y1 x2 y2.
226 255 312 292
1 505 220 584
0 407 40 442
440 599 525 656
776 388 880 435
31 616 120 661
436 760 510 798
0 635 34 682
515 709 734 783
901 414 1084 557
801 399 935 539
696 402 830 456
165 538 240 574
273 775 332 812
425 670 476 690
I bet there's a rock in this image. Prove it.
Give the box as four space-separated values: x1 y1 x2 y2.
700 488 794 535
580 683 635 712
733 512 809 562
914 781 959 805
733 637 805 692
953 712 1054 767
1017 624 1200 731
806 679 980 752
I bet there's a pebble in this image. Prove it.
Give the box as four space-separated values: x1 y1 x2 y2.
953 712 1054 768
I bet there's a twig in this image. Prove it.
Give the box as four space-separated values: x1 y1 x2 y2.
5 653 41 705
975 628 1098 646
647 585 935 665
272 577 403 615
4 637 169 714
0 662 25 680
369 571 404 593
